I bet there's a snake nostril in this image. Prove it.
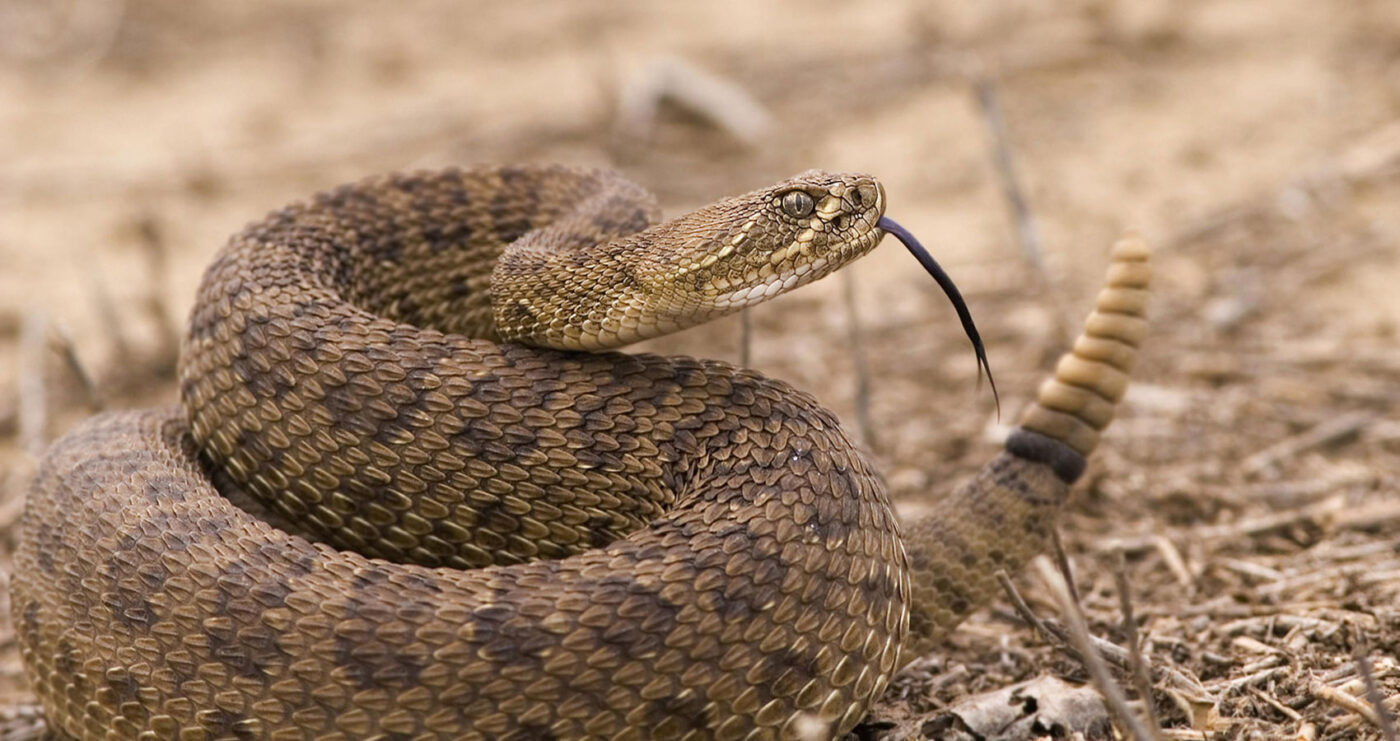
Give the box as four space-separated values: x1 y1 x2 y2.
857 183 879 210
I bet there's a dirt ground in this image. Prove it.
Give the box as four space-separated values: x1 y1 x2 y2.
1 1 1398 739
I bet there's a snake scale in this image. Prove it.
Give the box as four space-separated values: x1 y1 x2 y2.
7 166 1151 741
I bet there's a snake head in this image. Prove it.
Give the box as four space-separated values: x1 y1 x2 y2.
671 170 887 312
493 170 889 351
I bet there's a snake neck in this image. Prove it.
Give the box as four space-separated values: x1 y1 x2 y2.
488 225 684 351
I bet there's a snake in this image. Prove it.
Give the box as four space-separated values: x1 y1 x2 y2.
7 165 1151 741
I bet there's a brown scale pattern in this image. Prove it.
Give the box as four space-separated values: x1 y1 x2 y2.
10 166 1150 740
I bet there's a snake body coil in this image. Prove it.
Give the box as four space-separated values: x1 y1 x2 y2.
9 166 1150 740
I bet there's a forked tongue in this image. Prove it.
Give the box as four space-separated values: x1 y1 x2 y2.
877 216 999 415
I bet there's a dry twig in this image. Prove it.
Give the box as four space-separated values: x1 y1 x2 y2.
997 570 1065 656
135 214 181 371
1247 687 1302 722
47 322 103 412
1033 556 1161 741
1097 498 1400 555
615 56 774 148
0 394 16 438
89 272 133 366
1117 553 1163 731
1309 679 1383 729
1242 411 1376 475
1355 649 1399 741
972 75 1070 345
998 570 1209 704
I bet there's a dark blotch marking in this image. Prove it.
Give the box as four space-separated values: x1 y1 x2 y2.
519 724 558 741
281 550 318 580
423 219 474 255
55 638 79 676
319 372 369 421
206 627 284 679
594 573 682 660
199 708 258 740
331 603 430 692
939 520 977 569
502 300 538 331
908 603 936 642
777 642 822 684
35 523 55 573
490 166 538 244
20 601 40 650
229 315 298 402
105 672 143 704
615 263 649 295
931 575 974 617
990 457 1058 509
584 514 620 549
351 566 391 591
589 197 651 239
656 690 715 732
373 231 407 263
103 583 160 631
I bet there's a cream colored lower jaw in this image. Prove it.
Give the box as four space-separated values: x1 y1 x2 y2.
710 256 831 311
585 233 876 349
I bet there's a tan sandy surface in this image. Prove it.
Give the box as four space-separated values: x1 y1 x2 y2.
1 1 1398 738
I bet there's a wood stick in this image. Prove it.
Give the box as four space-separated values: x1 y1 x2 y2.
615 56 773 148
47 321 104 411
1310 680 1383 729
0 393 16 438
135 213 181 373
1034 556 1162 741
1355 649 1399 741
1247 687 1302 722
1117 552 1163 730
1242 411 1375 474
972 75 1070 346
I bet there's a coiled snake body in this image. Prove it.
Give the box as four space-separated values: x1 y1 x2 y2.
9 166 1151 740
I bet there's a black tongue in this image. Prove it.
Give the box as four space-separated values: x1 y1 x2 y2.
876 216 999 416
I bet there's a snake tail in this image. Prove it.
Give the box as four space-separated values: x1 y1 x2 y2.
901 232 1151 660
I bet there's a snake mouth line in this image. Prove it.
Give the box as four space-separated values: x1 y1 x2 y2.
707 222 885 311
877 216 999 414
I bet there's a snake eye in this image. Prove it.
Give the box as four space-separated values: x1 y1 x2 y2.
780 190 815 219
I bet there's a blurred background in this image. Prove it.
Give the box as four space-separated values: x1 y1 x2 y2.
2 1 1399 738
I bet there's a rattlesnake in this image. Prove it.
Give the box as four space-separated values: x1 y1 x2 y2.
9 166 1150 740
